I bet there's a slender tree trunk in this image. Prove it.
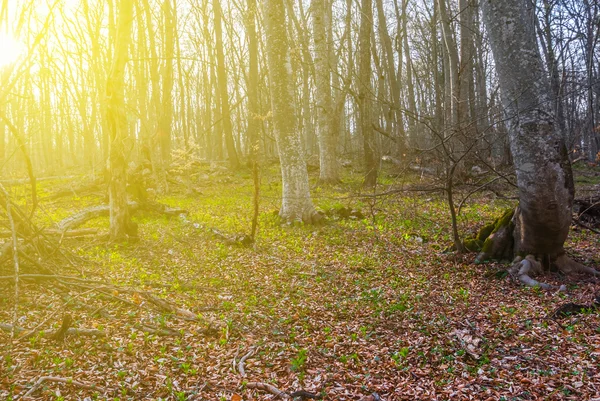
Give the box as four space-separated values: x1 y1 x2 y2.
214 0 240 169
438 0 459 129
312 0 340 184
159 0 174 166
106 0 136 241
358 0 378 189
262 0 318 223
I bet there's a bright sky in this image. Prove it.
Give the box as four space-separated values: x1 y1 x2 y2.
0 32 24 67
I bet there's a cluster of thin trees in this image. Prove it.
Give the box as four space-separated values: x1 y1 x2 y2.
0 0 599 231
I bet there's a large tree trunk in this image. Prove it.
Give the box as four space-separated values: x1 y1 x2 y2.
262 0 318 223
312 0 340 184
106 0 137 241
478 0 598 287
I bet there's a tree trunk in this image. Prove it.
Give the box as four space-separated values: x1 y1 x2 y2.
214 0 240 169
358 0 378 189
312 0 339 184
478 0 597 286
106 0 137 241
262 0 318 223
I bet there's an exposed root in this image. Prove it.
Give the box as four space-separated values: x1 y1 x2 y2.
555 254 600 277
237 347 256 378
509 255 566 291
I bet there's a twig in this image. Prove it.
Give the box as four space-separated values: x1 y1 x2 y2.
21 376 103 399
573 218 600 234
0 183 20 339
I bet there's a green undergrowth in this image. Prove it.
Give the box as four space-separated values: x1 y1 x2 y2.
2 166 599 400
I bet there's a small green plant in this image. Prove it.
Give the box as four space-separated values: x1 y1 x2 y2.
392 347 410 366
290 348 308 373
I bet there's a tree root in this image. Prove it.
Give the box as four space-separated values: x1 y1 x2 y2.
237 347 256 378
509 256 566 291
555 254 600 277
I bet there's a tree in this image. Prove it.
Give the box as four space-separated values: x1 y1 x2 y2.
106 0 137 241
478 0 598 287
312 0 339 184
262 0 319 223
214 0 240 169
358 0 377 189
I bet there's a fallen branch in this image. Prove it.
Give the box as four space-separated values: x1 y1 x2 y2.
0 323 105 339
140 292 198 320
573 218 600 235
21 376 103 399
0 228 100 238
134 323 182 337
56 202 187 232
246 382 291 399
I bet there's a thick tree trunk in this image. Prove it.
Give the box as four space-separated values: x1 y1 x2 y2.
262 0 318 223
478 0 598 287
312 0 340 184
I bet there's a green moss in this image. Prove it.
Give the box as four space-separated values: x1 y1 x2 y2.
492 208 515 234
481 237 494 254
476 223 495 242
478 207 515 258
463 238 483 252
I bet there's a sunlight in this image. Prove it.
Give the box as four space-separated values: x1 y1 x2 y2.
0 33 24 67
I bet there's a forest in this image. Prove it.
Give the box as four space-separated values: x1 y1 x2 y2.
1 0 600 399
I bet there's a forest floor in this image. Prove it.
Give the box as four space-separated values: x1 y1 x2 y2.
1 162 600 401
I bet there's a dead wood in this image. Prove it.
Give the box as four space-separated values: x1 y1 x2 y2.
134 323 182 337
246 382 291 399
21 375 104 399
0 323 106 339
56 201 187 232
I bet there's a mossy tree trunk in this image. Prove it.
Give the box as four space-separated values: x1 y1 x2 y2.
478 0 598 288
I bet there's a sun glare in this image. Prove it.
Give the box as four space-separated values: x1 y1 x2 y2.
0 33 24 67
